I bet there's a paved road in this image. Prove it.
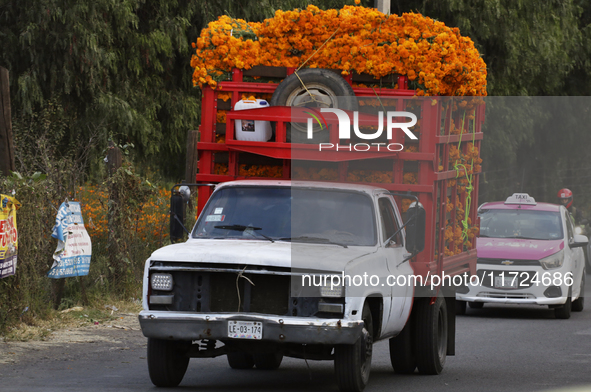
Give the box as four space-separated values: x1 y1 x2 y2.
2 293 591 392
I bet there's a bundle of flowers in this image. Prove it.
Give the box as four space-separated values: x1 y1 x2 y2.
191 5 487 96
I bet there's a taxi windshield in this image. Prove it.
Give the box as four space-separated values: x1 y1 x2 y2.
191 186 376 246
478 209 563 240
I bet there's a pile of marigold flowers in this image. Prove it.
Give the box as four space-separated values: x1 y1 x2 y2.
77 185 170 243
191 5 487 96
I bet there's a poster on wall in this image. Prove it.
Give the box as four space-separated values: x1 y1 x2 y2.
0 195 21 279
47 201 92 278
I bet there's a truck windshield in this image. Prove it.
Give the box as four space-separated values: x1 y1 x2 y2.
192 186 376 246
478 209 563 240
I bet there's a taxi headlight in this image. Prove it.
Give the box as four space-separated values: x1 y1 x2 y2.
539 250 564 270
320 284 344 298
151 273 173 291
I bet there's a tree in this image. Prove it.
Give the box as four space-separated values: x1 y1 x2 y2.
0 0 202 177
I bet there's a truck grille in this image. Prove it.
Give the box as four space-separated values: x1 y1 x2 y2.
477 269 537 289
148 264 338 317
478 258 540 267
478 292 536 300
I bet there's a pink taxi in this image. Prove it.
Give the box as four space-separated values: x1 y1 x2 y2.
457 193 587 319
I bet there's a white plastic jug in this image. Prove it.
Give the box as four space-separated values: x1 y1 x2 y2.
234 99 273 142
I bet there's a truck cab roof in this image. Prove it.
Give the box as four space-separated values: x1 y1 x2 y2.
215 179 390 196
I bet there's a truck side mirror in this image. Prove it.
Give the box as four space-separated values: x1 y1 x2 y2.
405 202 426 254
170 192 185 242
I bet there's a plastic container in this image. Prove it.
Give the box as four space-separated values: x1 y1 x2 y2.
234 99 273 142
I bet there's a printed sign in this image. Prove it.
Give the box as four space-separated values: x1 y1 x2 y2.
0 195 20 279
48 201 92 278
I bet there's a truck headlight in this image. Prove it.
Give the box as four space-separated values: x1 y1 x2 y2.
151 273 173 291
320 284 344 298
539 250 564 270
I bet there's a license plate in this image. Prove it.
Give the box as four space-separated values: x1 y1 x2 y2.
494 276 518 289
228 321 263 339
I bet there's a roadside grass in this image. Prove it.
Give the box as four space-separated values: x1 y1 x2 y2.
2 299 143 342
0 179 175 338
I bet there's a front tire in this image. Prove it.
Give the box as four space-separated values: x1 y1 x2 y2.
227 352 255 369
147 338 190 387
415 294 448 375
334 302 373 392
555 290 572 319
254 352 283 370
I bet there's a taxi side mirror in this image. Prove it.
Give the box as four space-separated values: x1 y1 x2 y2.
570 234 589 248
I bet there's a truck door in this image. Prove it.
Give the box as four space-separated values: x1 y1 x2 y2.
377 196 414 336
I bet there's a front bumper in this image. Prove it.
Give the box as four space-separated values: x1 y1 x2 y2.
138 311 363 345
456 293 568 305
456 270 570 306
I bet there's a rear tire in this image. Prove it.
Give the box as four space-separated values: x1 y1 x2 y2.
334 302 373 392
415 295 448 375
468 301 484 309
389 317 416 374
227 352 255 369
254 352 283 370
147 338 190 387
572 273 585 312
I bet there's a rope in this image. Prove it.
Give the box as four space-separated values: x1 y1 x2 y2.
451 111 476 244
293 27 341 105
235 266 255 312
296 27 341 72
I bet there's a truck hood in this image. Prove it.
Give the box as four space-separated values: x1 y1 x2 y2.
476 237 564 260
149 239 374 273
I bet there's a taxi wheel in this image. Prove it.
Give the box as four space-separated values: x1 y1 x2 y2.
554 290 572 319
456 300 467 315
227 352 255 369
572 273 585 312
468 301 484 309
147 338 190 387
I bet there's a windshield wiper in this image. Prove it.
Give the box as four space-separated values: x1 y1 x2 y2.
280 236 348 248
214 224 274 243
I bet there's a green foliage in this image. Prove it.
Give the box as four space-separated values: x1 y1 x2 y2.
0 173 61 333
195 0 358 26
0 99 157 333
103 159 157 290
393 0 585 96
0 0 202 178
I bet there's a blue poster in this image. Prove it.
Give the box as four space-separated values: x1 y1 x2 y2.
47 201 92 278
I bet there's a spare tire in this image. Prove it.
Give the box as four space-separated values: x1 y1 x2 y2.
270 69 357 143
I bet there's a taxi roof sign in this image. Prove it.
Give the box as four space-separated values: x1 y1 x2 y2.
504 193 537 205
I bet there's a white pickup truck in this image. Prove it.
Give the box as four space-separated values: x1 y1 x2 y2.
138 179 456 392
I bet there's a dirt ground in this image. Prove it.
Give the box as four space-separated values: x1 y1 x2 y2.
0 303 143 366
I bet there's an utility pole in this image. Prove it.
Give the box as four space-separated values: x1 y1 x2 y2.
375 0 390 14
0 67 16 177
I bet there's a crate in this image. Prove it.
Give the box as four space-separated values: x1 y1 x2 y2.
195 66 484 278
